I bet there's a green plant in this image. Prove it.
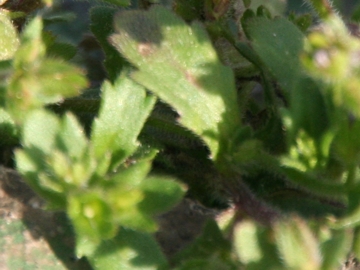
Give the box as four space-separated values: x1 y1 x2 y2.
2 0 360 269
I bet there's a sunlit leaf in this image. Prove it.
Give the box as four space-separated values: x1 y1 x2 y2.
274 216 322 270
0 11 19 60
91 76 156 167
110 6 241 160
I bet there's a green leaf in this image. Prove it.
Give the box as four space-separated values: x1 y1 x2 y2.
57 113 87 159
110 6 241 160
288 77 329 140
15 110 94 207
0 108 18 146
68 192 116 247
274 216 322 270
90 7 126 81
173 0 205 22
0 11 19 60
244 16 305 92
107 161 158 232
100 0 130 6
290 13 313 33
0 60 12 106
282 167 346 197
13 16 45 68
174 220 233 265
256 5 272 19
233 220 282 269
321 229 352 270
6 16 87 122
249 0 286 16
233 221 262 264
330 204 360 229
109 160 151 189
306 0 335 20
333 119 360 166
15 149 67 209
33 59 87 100
46 42 77 60
22 110 60 154
243 0 251 8
89 227 167 270
138 176 185 215
91 76 156 167
7 58 87 122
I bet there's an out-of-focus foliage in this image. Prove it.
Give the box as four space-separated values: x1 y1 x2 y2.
1 0 360 269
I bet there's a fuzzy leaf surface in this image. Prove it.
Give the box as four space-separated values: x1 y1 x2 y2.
91 76 156 167
110 6 241 160
274 217 322 270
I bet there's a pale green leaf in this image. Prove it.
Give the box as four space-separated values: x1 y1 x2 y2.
13 16 45 68
0 11 19 60
321 229 352 270
91 76 156 166
233 221 262 264
22 110 60 154
57 113 87 159
15 149 67 209
110 6 241 160
68 192 116 247
274 217 321 270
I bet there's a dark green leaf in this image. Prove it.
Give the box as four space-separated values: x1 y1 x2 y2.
0 108 18 146
245 16 305 92
90 6 126 81
256 5 272 19
174 220 233 265
46 42 77 60
282 167 346 197
173 0 205 21
333 119 360 166
100 0 130 7
289 77 329 140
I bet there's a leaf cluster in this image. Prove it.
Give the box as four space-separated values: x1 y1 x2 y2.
2 0 360 269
